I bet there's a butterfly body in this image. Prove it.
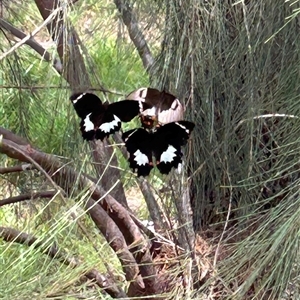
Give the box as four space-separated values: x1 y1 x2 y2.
70 89 195 177
126 88 184 128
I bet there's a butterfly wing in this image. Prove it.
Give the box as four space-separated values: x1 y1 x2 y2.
153 121 195 174
122 128 153 177
71 93 138 141
70 92 106 140
107 100 143 122
70 92 103 119
157 92 184 125
126 88 184 127
95 99 153 140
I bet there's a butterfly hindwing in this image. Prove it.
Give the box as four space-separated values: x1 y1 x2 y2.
154 143 182 174
122 128 153 177
153 121 195 174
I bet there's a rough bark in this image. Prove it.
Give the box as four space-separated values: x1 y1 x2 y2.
114 0 154 71
33 0 127 206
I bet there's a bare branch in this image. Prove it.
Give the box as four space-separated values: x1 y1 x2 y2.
90 139 128 208
101 194 158 294
0 164 33 174
0 8 63 62
0 226 127 298
85 198 145 293
0 127 30 146
0 18 62 74
137 178 165 229
0 127 160 295
0 191 58 207
34 0 90 89
114 0 154 71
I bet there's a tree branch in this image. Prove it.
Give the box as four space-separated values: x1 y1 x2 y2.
0 126 160 295
34 0 128 206
0 18 62 74
137 178 165 229
101 194 158 294
0 226 127 298
0 191 58 207
0 164 33 174
0 127 30 146
0 8 63 62
114 0 154 71
34 0 89 89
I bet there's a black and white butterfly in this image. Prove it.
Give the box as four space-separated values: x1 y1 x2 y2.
70 92 149 141
126 88 184 129
122 121 195 176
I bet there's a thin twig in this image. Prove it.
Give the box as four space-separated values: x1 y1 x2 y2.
0 18 62 74
0 85 123 95
189 113 300 179
113 0 154 71
0 7 63 61
0 164 33 174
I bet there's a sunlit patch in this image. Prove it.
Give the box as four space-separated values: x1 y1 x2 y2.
176 163 182 174
83 113 94 131
134 150 149 166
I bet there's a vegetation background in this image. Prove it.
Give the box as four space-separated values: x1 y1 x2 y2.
0 0 300 299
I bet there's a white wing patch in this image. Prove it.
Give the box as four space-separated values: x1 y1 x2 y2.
83 113 94 131
171 99 180 110
158 102 184 124
126 87 147 101
134 150 149 166
143 106 156 117
99 115 121 133
140 87 148 99
73 93 85 104
160 145 177 163
175 122 190 133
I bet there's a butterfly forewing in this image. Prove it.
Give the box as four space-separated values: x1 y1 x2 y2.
107 100 142 122
156 121 195 146
70 93 103 119
153 121 195 174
